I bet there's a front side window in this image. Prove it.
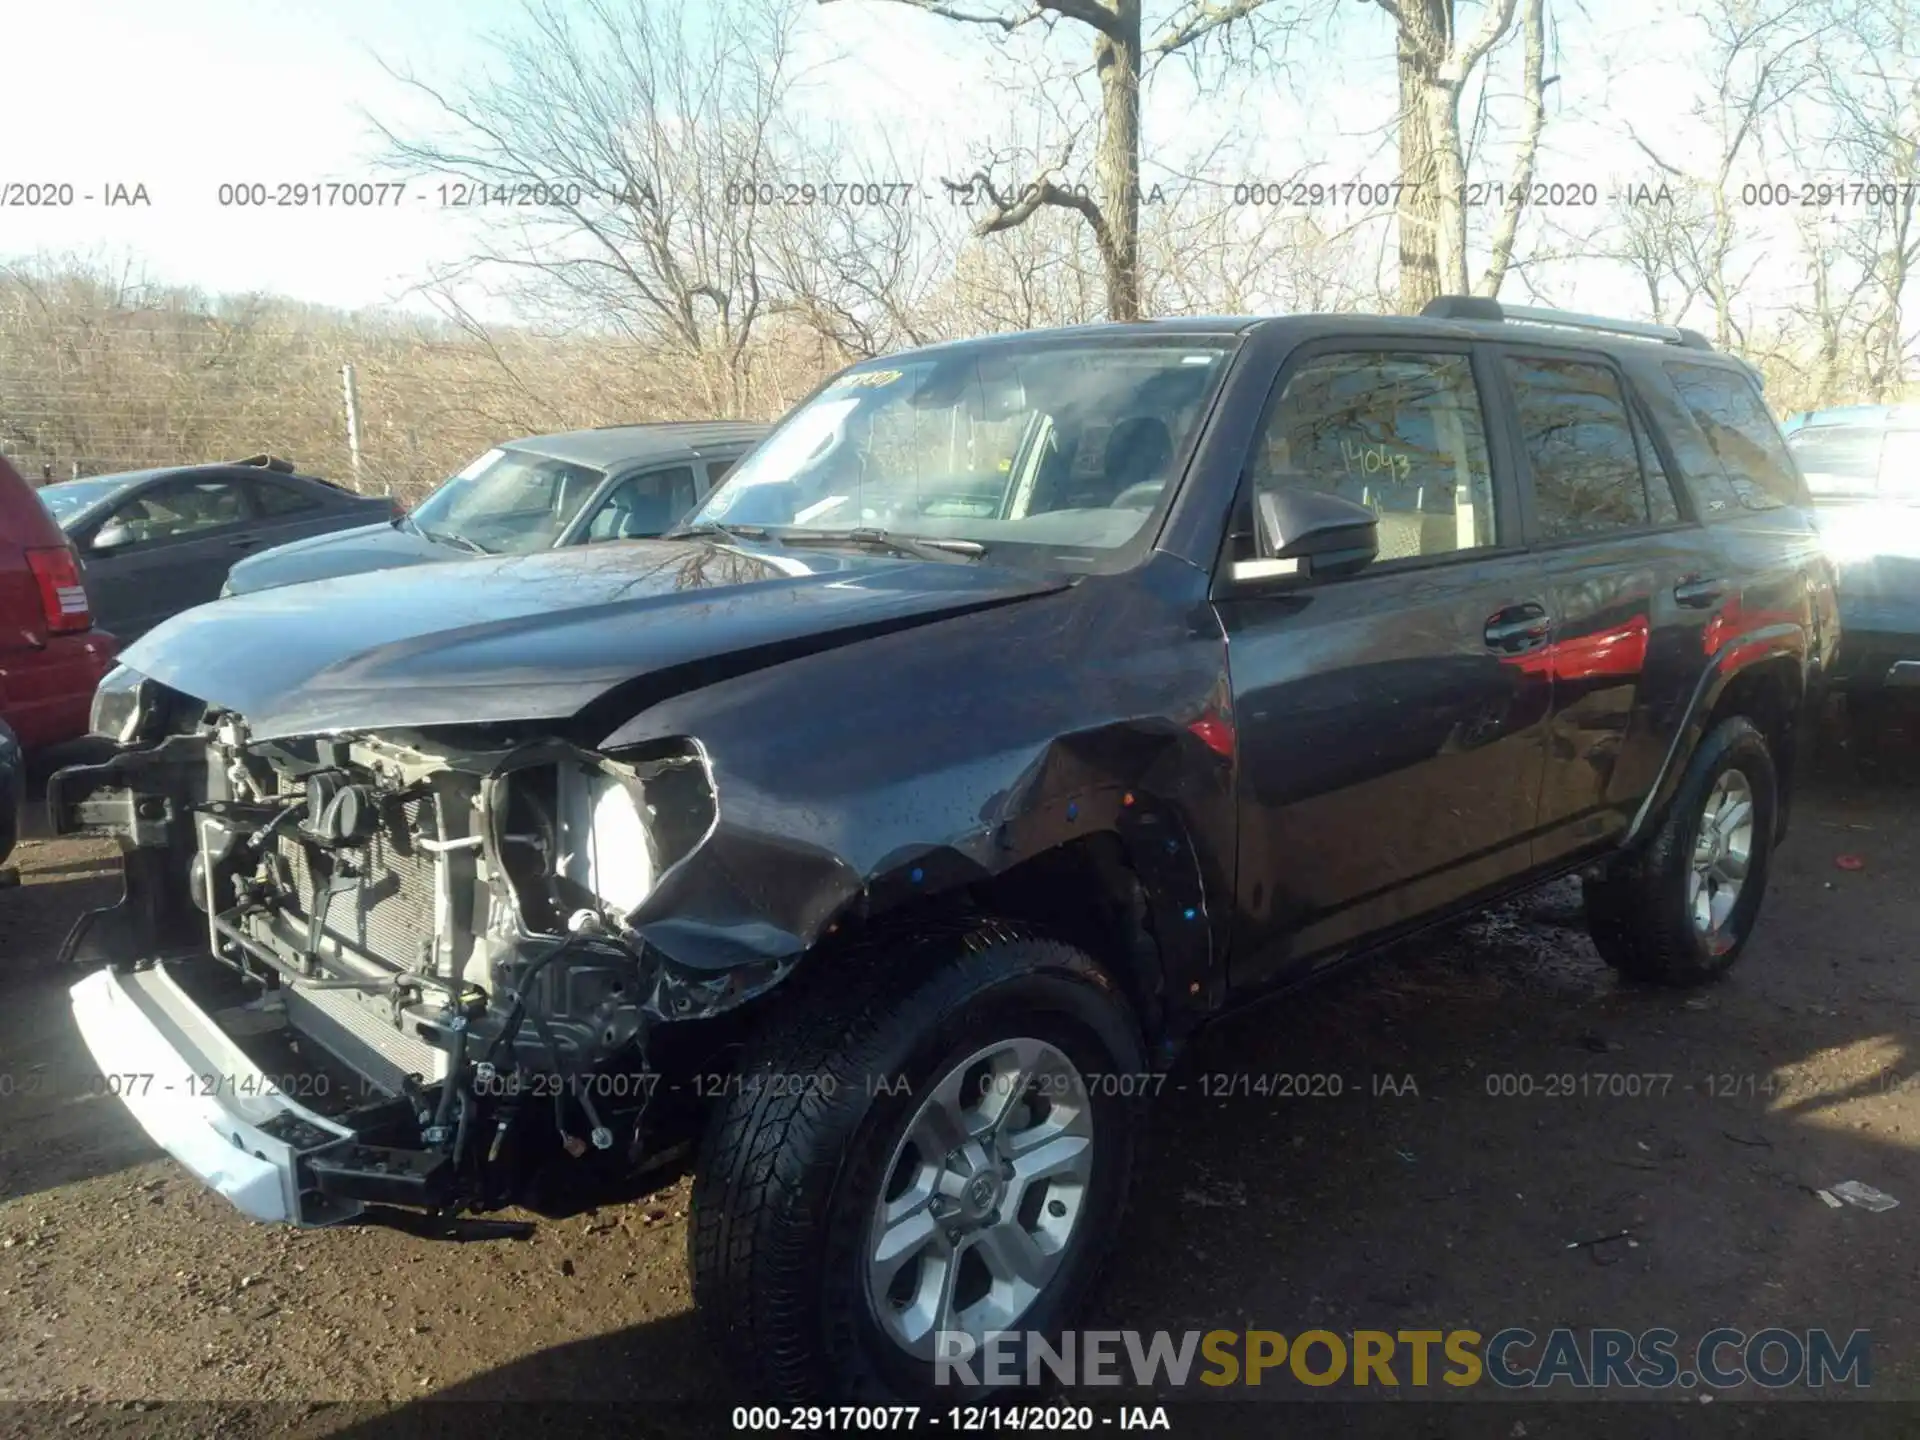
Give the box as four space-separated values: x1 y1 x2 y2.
108 478 247 543
582 466 698 541
1665 361 1807 511
1505 356 1652 541
1245 350 1499 562
688 341 1233 559
407 447 607 554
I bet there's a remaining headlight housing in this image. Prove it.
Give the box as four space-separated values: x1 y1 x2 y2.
496 740 716 929
89 664 155 743
555 762 656 915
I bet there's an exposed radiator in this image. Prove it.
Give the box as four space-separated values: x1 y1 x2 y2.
273 796 440 973
264 785 449 1094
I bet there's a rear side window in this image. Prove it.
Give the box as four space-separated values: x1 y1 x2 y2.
252 479 323 516
1502 355 1653 540
1664 362 1807 511
1630 406 1683 525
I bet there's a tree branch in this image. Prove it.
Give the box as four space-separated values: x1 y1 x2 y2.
818 0 1120 37
1477 0 1549 297
1441 0 1521 85
1148 0 1275 56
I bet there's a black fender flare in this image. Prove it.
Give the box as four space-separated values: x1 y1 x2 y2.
1624 622 1809 850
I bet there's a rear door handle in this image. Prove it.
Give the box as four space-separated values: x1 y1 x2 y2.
227 534 261 549
1485 602 1552 653
1674 576 1725 608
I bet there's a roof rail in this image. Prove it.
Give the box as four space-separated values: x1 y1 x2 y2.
1422 295 1715 351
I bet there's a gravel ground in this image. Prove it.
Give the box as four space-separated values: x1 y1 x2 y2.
2 715 1918 1439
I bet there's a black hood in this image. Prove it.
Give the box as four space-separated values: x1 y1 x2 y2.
122 539 1068 741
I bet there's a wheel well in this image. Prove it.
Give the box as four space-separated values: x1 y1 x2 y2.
968 834 1169 1042
793 835 1172 1050
1704 658 1801 837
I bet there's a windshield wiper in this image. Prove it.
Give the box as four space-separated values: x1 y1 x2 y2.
660 520 772 543
421 528 489 555
777 527 987 561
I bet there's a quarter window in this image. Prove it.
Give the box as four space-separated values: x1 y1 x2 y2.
1664 361 1807 511
1247 350 1499 563
1504 356 1653 540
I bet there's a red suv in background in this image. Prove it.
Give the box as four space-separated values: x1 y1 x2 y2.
0 453 118 753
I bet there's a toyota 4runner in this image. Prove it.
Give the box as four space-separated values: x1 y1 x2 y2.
51 298 1836 1402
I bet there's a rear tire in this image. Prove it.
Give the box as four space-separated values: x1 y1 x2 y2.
1584 716 1777 986
689 923 1144 1402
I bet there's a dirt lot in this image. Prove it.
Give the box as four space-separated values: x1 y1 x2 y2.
3 717 1919 1438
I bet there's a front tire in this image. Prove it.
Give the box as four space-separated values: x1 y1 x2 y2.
690 924 1145 1402
1584 715 1777 985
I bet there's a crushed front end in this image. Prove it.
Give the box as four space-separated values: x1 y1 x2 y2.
53 667 726 1228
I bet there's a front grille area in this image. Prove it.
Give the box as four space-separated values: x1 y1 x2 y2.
272 795 440 973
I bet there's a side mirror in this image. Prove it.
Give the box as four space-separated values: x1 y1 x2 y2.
90 521 136 554
1236 488 1378 584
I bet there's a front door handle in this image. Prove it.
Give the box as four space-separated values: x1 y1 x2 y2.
227 534 261 549
1674 576 1725 608
1485 602 1552 653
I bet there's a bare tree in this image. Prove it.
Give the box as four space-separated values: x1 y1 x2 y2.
1624 0 1835 349
1360 0 1550 309
758 136 968 360
1814 0 1920 400
1611 184 1717 326
372 0 805 415
817 0 1302 321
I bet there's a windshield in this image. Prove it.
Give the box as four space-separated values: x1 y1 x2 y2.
1789 426 1885 500
1883 430 1920 501
407 446 608 553
686 340 1233 556
37 475 136 524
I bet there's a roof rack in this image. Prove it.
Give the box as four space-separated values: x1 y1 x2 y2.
1422 295 1715 351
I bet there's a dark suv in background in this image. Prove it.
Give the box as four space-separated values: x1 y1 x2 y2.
54 299 1832 1403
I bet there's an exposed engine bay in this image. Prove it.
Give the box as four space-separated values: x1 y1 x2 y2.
59 689 746 1224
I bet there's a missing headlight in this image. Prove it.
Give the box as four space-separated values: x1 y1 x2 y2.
556 763 654 914
494 739 716 933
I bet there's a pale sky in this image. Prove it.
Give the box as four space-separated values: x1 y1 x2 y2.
0 0 1840 327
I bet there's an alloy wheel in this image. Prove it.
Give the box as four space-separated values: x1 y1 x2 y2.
864 1036 1095 1360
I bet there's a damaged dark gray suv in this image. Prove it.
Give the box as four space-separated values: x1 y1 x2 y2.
53 298 1835 1402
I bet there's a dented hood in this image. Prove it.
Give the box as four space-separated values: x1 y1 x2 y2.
121 538 1067 741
